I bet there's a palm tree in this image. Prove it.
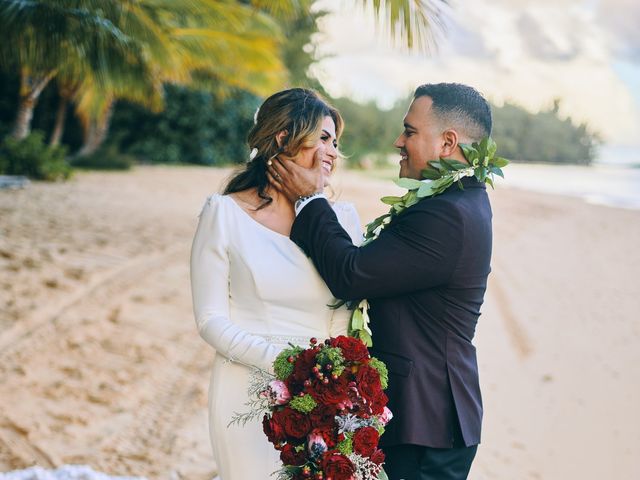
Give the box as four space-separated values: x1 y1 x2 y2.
1 0 446 150
73 0 293 156
0 0 147 139
0 0 291 146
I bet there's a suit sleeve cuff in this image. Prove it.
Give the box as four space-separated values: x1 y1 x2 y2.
295 193 327 216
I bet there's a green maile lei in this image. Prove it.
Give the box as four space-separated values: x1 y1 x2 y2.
344 137 509 346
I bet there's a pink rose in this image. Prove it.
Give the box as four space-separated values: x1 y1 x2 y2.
262 380 291 406
380 406 393 425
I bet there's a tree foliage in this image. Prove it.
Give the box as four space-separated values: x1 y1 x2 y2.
491 100 599 165
110 86 260 165
331 96 409 167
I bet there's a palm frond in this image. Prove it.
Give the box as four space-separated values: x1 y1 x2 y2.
361 0 448 51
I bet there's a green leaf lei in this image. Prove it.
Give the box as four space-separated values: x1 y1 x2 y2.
348 137 509 345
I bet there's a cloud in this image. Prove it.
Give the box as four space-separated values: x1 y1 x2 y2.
442 16 496 59
311 0 640 145
516 12 581 61
598 0 640 61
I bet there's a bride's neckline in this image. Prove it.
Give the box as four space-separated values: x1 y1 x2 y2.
225 194 292 240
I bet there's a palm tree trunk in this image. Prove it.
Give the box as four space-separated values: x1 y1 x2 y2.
76 100 114 157
49 96 69 147
12 69 56 140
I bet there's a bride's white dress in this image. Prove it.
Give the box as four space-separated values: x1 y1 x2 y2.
190 194 361 480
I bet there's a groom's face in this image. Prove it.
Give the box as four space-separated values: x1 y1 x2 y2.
394 96 444 179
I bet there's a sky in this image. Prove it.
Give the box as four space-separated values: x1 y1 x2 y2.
310 0 640 150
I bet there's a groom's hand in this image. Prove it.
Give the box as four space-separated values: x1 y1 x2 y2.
267 146 325 204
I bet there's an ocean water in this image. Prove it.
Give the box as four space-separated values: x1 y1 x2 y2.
496 162 640 210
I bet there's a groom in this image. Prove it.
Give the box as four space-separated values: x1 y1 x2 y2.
269 83 492 480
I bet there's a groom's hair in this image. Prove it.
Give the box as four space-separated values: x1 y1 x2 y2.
414 83 492 141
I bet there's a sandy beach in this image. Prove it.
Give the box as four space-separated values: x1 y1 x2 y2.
1 165 639 479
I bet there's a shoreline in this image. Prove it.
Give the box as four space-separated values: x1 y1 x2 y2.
494 162 640 210
358 160 640 211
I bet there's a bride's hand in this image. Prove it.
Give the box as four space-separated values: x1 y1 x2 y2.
267 146 326 203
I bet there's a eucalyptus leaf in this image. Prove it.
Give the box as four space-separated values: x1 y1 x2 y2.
487 138 497 156
381 196 404 205
460 144 478 160
404 190 419 207
369 213 389 225
358 329 373 347
430 177 448 188
395 177 424 190
428 161 443 171
441 158 468 171
493 156 510 168
489 166 504 178
421 168 442 180
479 137 489 153
351 309 364 330
417 182 434 197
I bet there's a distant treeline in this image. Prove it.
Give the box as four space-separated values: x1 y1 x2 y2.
0 70 600 170
492 100 599 166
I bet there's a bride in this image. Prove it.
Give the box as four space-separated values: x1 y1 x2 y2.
189 88 362 479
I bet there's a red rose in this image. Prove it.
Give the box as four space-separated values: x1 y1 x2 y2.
280 443 307 466
321 452 355 480
309 373 349 406
356 365 383 402
276 407 311 439
263 413 286 444
370 448 386 465
293 348 318 383
369 390 388 416
331 336 369 362
352 426 380 457
310 404 338 429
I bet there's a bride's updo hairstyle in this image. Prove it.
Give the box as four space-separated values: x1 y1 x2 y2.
223 88 343 209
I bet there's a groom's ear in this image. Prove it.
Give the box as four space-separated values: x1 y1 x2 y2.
440 129 459 158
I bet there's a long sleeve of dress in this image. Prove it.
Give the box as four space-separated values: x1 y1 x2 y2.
190 195 280 372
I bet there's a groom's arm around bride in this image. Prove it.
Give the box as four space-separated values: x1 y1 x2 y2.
270 83 494 480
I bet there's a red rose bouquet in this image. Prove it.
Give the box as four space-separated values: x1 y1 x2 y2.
232 336 392 480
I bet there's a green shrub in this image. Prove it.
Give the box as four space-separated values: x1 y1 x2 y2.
0 131 72 180
111 86 260 166
71 146 134 170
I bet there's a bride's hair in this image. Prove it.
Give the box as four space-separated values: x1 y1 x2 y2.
223 88 343 209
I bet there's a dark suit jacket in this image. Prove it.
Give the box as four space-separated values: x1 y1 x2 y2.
290 176 492 448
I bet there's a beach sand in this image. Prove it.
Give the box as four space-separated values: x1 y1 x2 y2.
0 165 638 479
